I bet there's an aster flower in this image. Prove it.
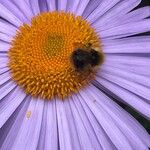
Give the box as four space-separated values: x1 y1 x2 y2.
0 0 150 149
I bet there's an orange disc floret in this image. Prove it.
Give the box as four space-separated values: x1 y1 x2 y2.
8 11 102 100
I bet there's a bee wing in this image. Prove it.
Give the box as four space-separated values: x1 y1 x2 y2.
93 47 100 52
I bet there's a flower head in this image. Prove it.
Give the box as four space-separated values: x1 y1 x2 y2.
8 11 103 99
0 0 150 150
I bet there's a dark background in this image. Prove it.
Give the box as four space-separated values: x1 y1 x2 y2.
120 0 150 133
137 0 150 8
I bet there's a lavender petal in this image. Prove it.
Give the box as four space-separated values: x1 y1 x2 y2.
11 98 44 149
0 86 26 128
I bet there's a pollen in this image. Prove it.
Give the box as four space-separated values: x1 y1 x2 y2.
8 11 102 100
26 111 32 118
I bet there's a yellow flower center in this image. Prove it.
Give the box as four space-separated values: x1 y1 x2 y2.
8 11 103 100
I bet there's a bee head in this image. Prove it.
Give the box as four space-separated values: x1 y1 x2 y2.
71 49 90 71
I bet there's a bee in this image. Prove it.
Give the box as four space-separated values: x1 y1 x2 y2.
71 43 104 71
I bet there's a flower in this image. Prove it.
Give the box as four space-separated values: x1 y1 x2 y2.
0 0 150 150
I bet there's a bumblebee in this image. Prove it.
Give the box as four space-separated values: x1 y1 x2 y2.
71 43 104 71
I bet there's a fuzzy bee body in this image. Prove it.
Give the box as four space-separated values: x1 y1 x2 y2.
71 43 104 71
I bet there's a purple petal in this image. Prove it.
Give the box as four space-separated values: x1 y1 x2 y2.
0 67 9 75
92 0 141 28
37 100 58 150
0 52 7 58
95 77 150 118
62 99 83 150
0 0 29 23
68 97 95 150
99 19 150 39
72 95 112 149
0 86 26 127
0 42 10 52
12 0 34 21
99 68 150 101
94 6 150 31
57 0 67 11
80 87 133 150
56 100 74 150
39 0 48 12
82 0 102 18
86 0 121 23
75 95 114 150
46 0 56 11
75 0 90 16
104 62 150 77
0 72 12 88
0 2 23 27
0 98 31 149
29 0 40 16
102 36 150 53
0 33 12 43
66 0 80 13
0 57 8 68
100 65 150 88
11 98 44 149
0 19 17 36
83 85 150 148
104 55 150 67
